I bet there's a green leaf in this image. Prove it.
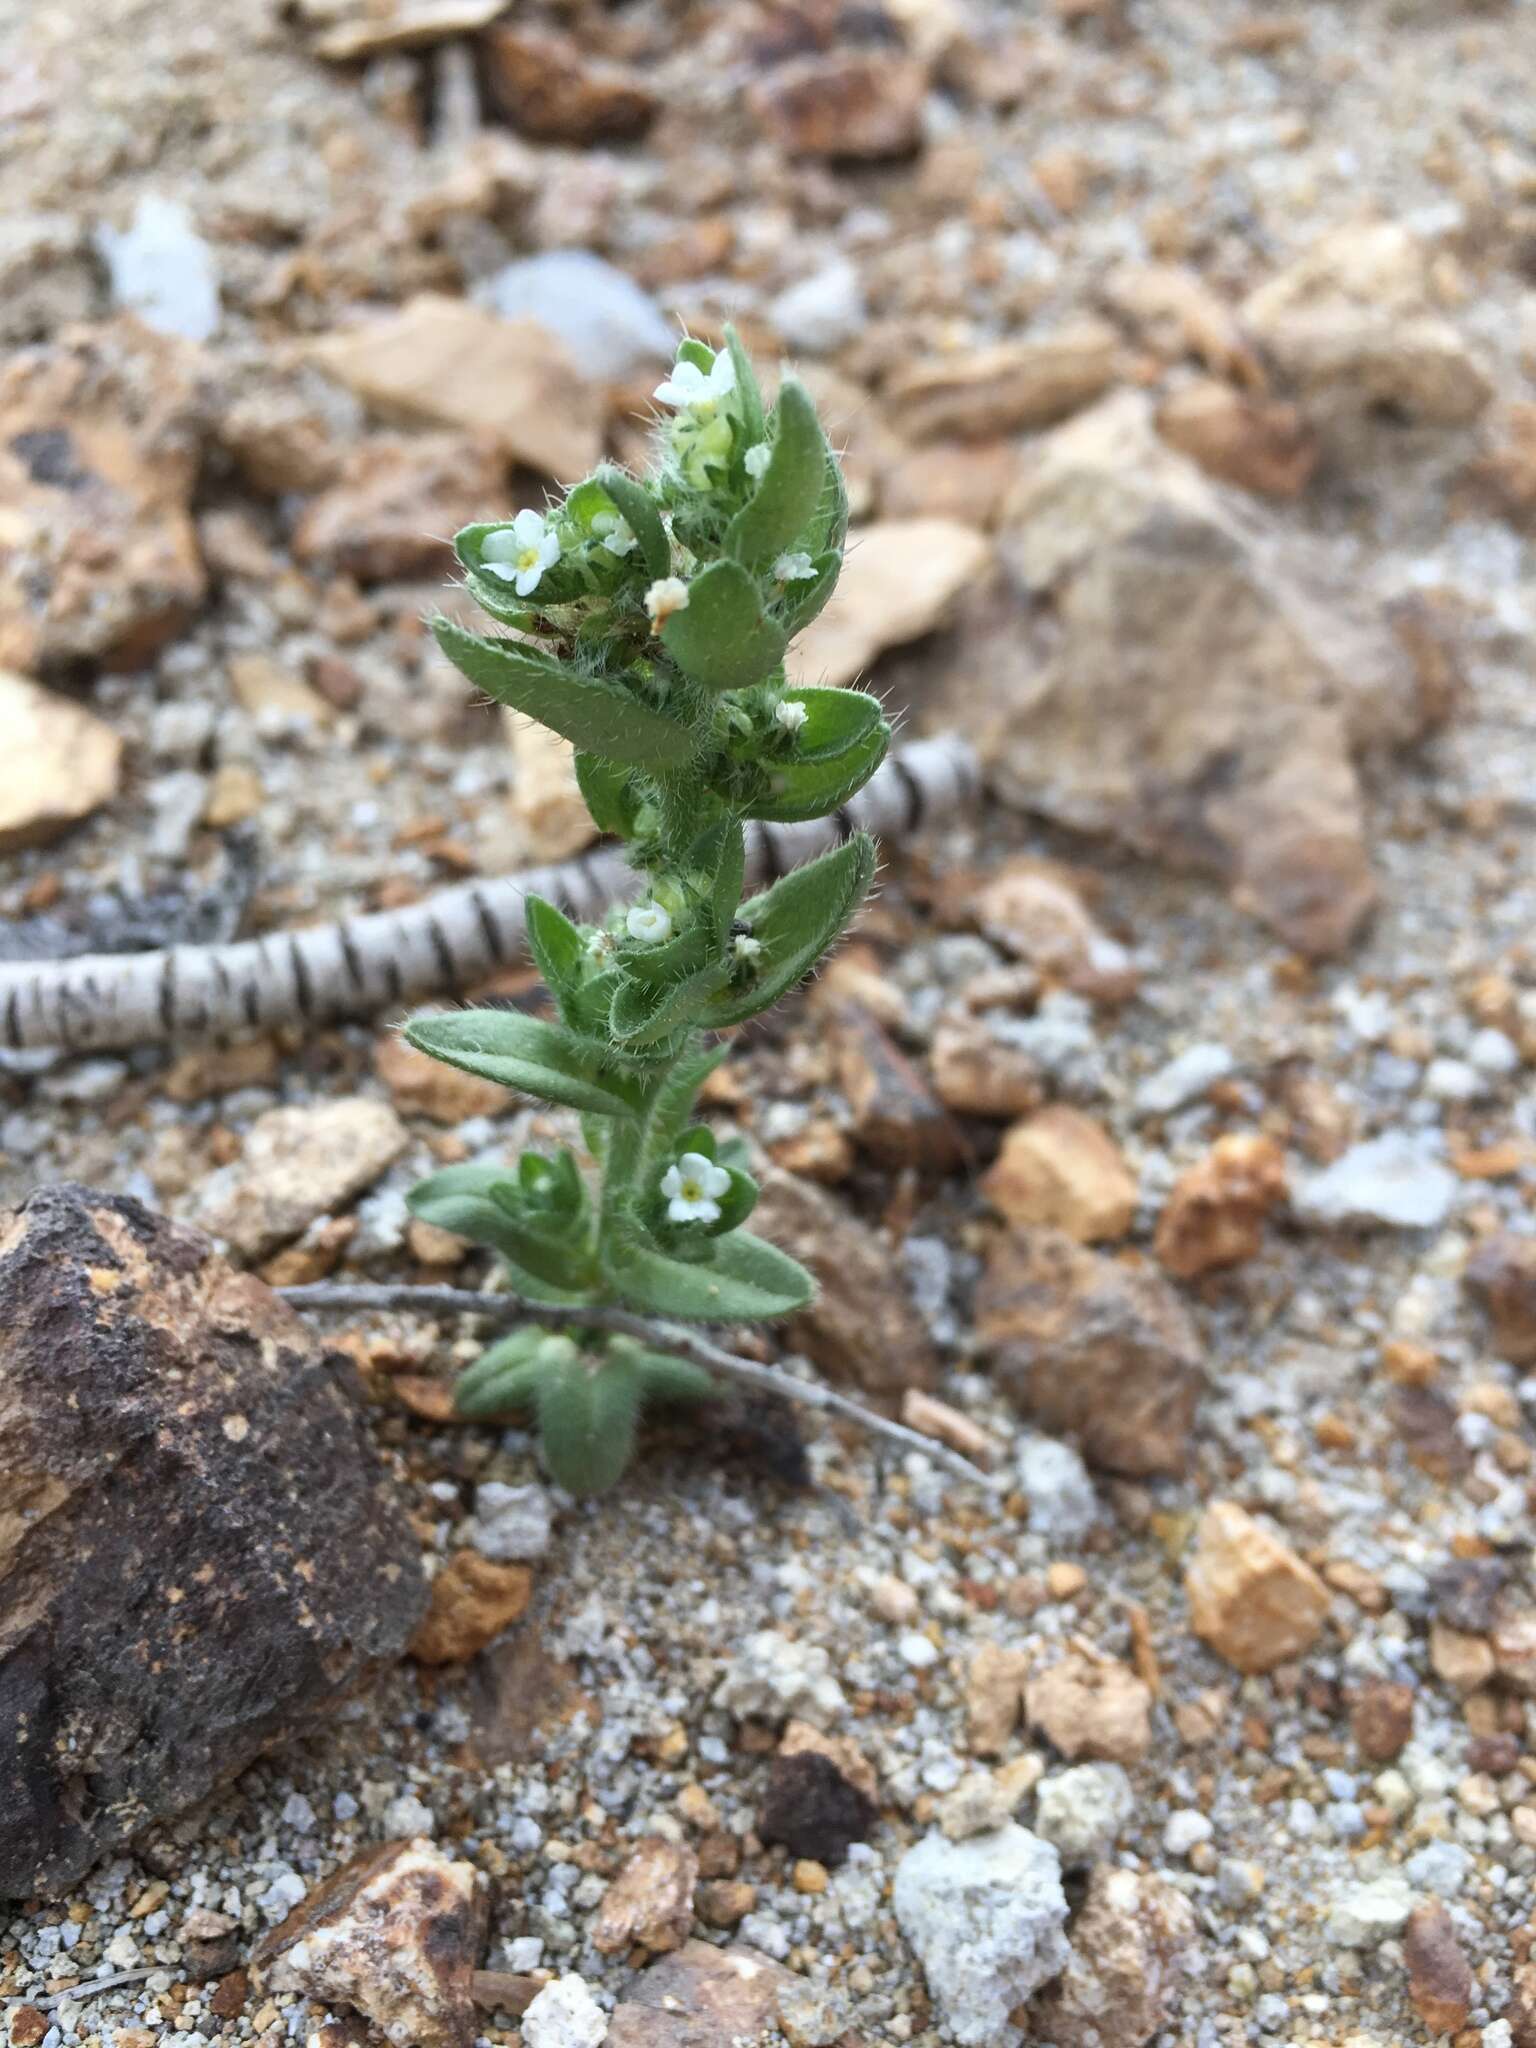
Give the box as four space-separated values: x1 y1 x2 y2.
661 561 787 693
778 548 841 637
454 1328 550 1418
405 1009 642 1117
675 1124 716 1162
724 324 766 446
538 1351 642 1496
637 1041 732 1183
703 832 877 1026
620 923 711 990
433 618 696 767
593 466 672 580
610 961 730 1046
524 895 586 1005
705 1166 759 1236
777 686 883 762
708 820 747 932
405 1167 588 1301
573 752 642 837
605 1229 815 1320
725 380 830 568
481 1201 589 1292
743 720 889 825
633 1349 718 1405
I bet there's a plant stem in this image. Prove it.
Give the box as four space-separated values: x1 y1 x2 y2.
279 1281 987 1485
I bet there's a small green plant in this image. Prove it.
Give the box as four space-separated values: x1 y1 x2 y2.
403 332 889 1494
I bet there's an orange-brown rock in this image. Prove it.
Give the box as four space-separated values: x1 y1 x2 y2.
591 1837 698 1956
885 326 1120 442
982 1108 1137 1244
607 1941 796 2048
1465 1232 1536 1366
965 1642 1031 1756
1184 1501 1329 1674
408 1553 533 1666
0 671 121 854
747 52 927 161
1156 379 1318 498
928 1014 1045 1119
376 1030 507 1125
481 24 658 143
1404 1902 1473 2036
974 860 1138 1000
292 436 511 585
1025 1648 1153 1764
833 1004 965 1171
1153 1134 1288 1279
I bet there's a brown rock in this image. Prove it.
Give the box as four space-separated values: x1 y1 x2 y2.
1403 1901 1474 2036
1025 1647 1153 1763
469 1972 541 2019
974 860 1139 999
977 1227 1204 1476
1102 262 1265 389
0 1185 425 1899
408 1553 533 1666
879 439 1021 528
760 1747 877 1869
1465 1232 1536 1366
208 1971 249 2021
298 0 506 60
1157 380 1319 498
1184 1500 1330 1674
965 1642 1031 1756
253 1840 487 2048
833 1004 964 1171
309 295 600 482
885 325 1119 442
608 1939 796 2047
928 1014 1045 1119
194 1097 409 1260
591 1837 698 1957
1461 402 1536 532
1493 1610 1536 1696
482 24 658 143
751 1172 938 1400
1153 1134 1288 1279
747 52 927 161
7 2011 46 2048
375 1030 507 1124
900 1390 1000 1466
0 318 209 672
696 1881 756 1929
217 364 360 497
981 1108 1137 1244
1348 1680 1414 1762
0 671 121 852
1027 1865 1199 2047
506 718 597 863
789 518 991 690
1511 1958 1536 2048
292 435 512 584
1392 1384 1471 1480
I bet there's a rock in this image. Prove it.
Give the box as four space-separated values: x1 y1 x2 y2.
1404 1902 1474 2035
1134 1043 1235 1117
938 1770 1018 1841
750 1172 938 1400
947 392 1449 957
408 1553 533 1665
606 1940 793 2047
928 1014 1045 1119
832 1004 963 1171
309 295 600 482
1016 1435 1097 1540
747 51 928 161
253 1841 487 2048
974 860 1139 1000
0 318 209 672
217 361 362 496
1324 1873 1414 1949
297 0 506 60
1430 1619 1496 1693
1243 221 1491 428
1025 1648 1153 1764
978 1227 1204 1476
1026 1865 1199 2048
1153 1133 1288 1279
1348 1680 1415 1762
292 434 512 584
476 252 673 382
519 1975 608 2047
481 24 658 145
1033 1763 1135 1867
375 1030 507 1124
0 1185 425 1898
760 1725 878 1866
767 260 868 355
501 720 594 864
965 1642 1031 1757
892 1826 1070 2048
789 518 991 689
1185 1500 1330 1674
0 671 121 852
1102 261 1265 387
901 1390 1001 1467
467 1481 553 1563
0 213 99 348
591 1838 698 1957
885 324 1119 442
1465 1233 1536 1365
879 437 1021 527
1156 379 1318 498
1292 1132 1457 1231
98 194 220 344
195 1099 409 1260
715 1630 846 1729
981 1108 1137 1244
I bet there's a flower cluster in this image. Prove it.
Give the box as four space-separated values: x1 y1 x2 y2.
402 333 889 1495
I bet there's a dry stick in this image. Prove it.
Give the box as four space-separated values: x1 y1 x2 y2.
280 1280 987 1485
0 734 979 1053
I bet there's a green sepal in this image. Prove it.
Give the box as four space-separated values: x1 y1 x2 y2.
724 325 766 446
620 923 711 990
777 549 841 636
537 1350 642 1496
661 561 787 693
524 895 586 1009
610 961 730 1046
592 466 671 580
604 1229 815 1321
776 686 884 762
675 1125 716 1162
703 832 877 1027
405 1009 643 1117
433 618 697 768
675 337 716 375
704 1165 759 1236
743 720 889 825
480 1201 588 1292
701 818 747 933
573 752 643 837
725 380 830 568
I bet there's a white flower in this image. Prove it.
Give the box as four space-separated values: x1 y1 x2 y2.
774 699 809 734
585 929 615 961
773 551 817 583
597 513 637 558
625 900 673 944
661 1150 732 1225
654 350 737 413
733 932 763 963
645 576 690 631
479 509 561 597
743 441 772 479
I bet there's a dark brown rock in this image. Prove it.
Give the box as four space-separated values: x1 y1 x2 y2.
1391 1384 1472 1480
1428 1556 1507 1635
747 52 927 161
1404 1901 1473 2035
608 1940 796 2048
0 1184 425 1899
1348 1680 1414 1762
253 1840 487 2048
833 1004 965 1171
207 1971 249 2021
760 1750 877 1868
481 24 658 143
1465 1232 1536 1366
976 1227 1204 1476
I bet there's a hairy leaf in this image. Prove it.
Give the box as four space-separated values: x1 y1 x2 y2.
661 561 787 692
524 895 586 1008
704 832 877 1026
610 960 730 1046
724 325 766 446
573 752 642 838
592 466 672 580
743 720 889 825
454 1328 551 1418
605 1229 815 1320
538 1351 642 1495
405 1009 642 1116
777 686 884 762
405 1165 589 1299
725 380 830 568
777 548 841 637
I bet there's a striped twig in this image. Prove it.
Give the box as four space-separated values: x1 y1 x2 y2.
0 735 977 1051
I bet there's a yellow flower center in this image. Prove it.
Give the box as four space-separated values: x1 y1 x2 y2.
518 546 542 572
679 1177 704 1203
